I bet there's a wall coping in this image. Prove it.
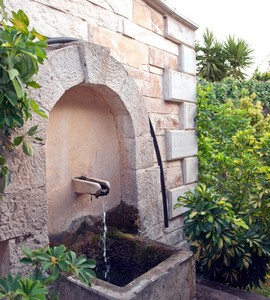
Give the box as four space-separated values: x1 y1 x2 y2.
144 0 198 31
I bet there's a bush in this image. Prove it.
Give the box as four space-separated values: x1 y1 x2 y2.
176 82 270 289
0 245 96 299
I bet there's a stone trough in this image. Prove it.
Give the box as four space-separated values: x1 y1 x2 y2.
54 248 195 300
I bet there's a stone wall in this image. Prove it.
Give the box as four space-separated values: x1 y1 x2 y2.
0 0 198 275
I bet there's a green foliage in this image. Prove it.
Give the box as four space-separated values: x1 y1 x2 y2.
0 4 48 195
252 69 270 82
199 77 270 116
176 82 270 289
196 29 254 81
0 245 96 299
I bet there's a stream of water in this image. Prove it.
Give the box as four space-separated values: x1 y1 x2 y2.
102 197 110 279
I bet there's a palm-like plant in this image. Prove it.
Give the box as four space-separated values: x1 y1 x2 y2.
223 35 254 80
196 29 227 82
196 30 254 81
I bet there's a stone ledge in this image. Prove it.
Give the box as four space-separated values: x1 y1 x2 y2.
164 16 195 47
164 69 196 103
166 130 198 161
167 183 197 219
183 156 198 184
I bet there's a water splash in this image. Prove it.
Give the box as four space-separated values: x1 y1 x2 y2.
102 197 110 279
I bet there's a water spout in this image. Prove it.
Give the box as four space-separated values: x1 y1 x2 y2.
72 176 110 197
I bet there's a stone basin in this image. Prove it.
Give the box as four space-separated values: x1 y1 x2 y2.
53 248 195 300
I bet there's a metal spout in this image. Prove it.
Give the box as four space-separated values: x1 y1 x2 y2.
72 176 110 197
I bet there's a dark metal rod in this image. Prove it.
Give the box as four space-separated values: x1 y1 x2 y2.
149 118 169 228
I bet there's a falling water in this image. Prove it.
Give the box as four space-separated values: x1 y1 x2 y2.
102 197 110 280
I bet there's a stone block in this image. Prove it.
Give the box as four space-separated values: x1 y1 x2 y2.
78 42 111 85
183 157 198 184
165 164 183 189
0 188 48 241
9 0 88 40
120 135 154 171
166 130 198 160
105 56 129 94
89 25 149 69
119 77 149 137
31 61 65 112
164 69 196 103
167 183 197 219
179 45 196 75
151 9 164 35
180 102 197 129
49 45 85 91
123 19 179 55
145 97 180 115
164 52 179 70
164 16 195 47
149 47 165 68
133 0 152 30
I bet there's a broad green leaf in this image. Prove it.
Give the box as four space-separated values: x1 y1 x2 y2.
22 140 34 156
8 68 19 80
5 91 18 106
27 125 38 136
12 78 23 99
26 81 41 89
13 136 24 146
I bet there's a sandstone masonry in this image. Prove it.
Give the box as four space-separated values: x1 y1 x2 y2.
1 0 198 278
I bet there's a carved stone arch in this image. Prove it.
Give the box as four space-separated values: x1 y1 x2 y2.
32 41 160 238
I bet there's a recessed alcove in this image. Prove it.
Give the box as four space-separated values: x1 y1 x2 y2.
46 84 126 236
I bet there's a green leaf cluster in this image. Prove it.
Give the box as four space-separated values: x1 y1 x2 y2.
0 3 48 195
176 82 270 289
0 245 96 299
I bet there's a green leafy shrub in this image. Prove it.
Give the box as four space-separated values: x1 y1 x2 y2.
199 78 270 115
0 245 96 299
0 2 48 194
176 83 270 289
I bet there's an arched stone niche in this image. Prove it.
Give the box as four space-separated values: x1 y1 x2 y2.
33 41 159 238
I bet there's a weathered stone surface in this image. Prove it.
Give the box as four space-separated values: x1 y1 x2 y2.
158 227 184 246
151 9 164 35
89 25 149 69
78 42 111 85
145 97 180 115
179 45 196 75
164 16 195 47
49 45 85 91
31 61 65 112
123 19 179 55
119 77 149 137
9 0 88 40
105 56 129 94
180 102 197 129
165 163 183 189
164 69 196 102
183 156 198 184
167 183 197 219
9 231 49 276
166 130 198 160
90 0 133 19
0 188 48 241
133 0 152 30
0 241 10 276
37 0 123 33
120 135 154 171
